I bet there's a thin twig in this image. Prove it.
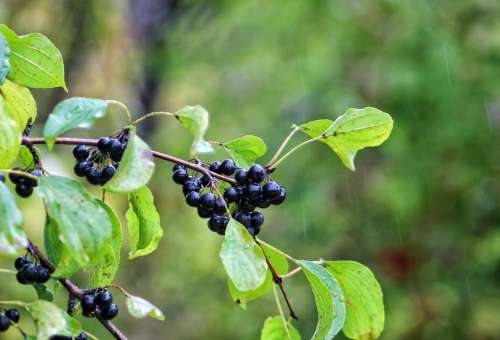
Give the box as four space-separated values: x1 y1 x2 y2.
266 126 300 168
130 111 174 126
272 284 291 339
267 136 323 171
281 267 302 280
108 100 133 125
22 137 236 185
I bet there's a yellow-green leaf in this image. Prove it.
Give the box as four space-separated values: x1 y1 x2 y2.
0 181 28 257
26 301 81 339
0 31 10 85
261 316 302 340
0 79 37 128
175 105 214 157
223 135 267 169
0 94 21 168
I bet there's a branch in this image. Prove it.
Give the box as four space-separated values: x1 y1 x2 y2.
27 242 128 340
256 240 298 320
22 137 236 184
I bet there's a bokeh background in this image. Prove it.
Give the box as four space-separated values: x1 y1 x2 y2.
1 0 500 339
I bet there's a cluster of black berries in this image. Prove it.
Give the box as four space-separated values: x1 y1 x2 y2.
8 168 42 198
81 289 119 320
73 134 128 185
172 160 285 236
15 256 51 285
0 308 20 332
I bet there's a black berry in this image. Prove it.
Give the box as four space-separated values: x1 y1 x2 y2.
97 137 111 153
19 263 38 283
220 159 236 175
100 303 119 320
197 206 213 218
14 256 29 270
235 169 249 185
224 187 239 203
245 183 262 201
16 271 27 284
199 193 215 210
172 163 186 172
209 161 221 173
100 165 116 184
251 211 264 228
0 173 4 183
96 289 113 308
262 181 281 200
81 294 96 317
235 212 252 228
0 314 9 332
172 169 189 185
208 215 229 234
5 309 19 323
213 197 227 214
185 191 201 207
37 267 51 283
271 187 286 205
74 161 90 177
76 332 88 340
239 198 256 212
86 167 102 185
15 183 33 198
109 139 124 161
248 164 266 183
73 145 90 160
183 181 200 195
200 173 212 187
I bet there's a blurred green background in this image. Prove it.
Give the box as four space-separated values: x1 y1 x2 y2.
1 0 500 339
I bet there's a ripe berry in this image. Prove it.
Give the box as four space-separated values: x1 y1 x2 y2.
248 164 266 183
8 168 22 183
24 170 40 187
209 161 221 173
100 165 116 184
5 309 19 323
109 139 124 161
97 137 111 153
100 303 119 320
0 173 4 183
224 187 239 203
15 183 33 198
96 289 113 307
262 181 281 199
81 294 96 317
258 198 271 209
234 169 249 185
220 159 236 175
245 183 262 200
16 271 27 284
37 267 51 283
14 256 29 270
183 181 200 195
247 226 260 236
172 169 189 185
172 163 186 172
239 198 256 212
74 161 90 177
233 185 245 197
208 215 229 234
185 191 201 207
251 211 264 228
73 145 90 160
235 212 252 228
20 263 38 283
76 332 88 340
200 193 215 210
86 167 102 185
0 314 9 331
271 187 286 205
197 206 213 218
213 197 227 214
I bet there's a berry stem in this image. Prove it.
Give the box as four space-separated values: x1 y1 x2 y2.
0 301 27 307
22 137 237 185
0 268 17 275
272 284 292 340
281 267 302 280
255 238 297 261
108 100 133 125
266 126 300 168
267 135 323 171
130 111 175 126
0 169 38 181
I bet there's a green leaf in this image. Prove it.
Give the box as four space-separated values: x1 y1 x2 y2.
105 129 155 192
298 260 346 340
0 95 22 168
223 135 267 169
228 242 289 307
299 107 393 170
0 181 28 256
325 261 385 340
220 219 267 292
37 176 113 269
26 300 81 339
44 215 80 277
33 283 54 302
43 97 109 150
0 31 10 85
1 79 37 127
126 186 163 259
261 316 302 340
18 145 41 168
126 294 165 321
89 201 123 288
175 105 214 157
0 24 66 90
